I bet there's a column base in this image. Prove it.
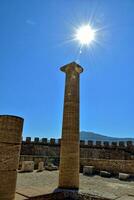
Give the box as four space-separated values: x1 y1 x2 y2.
57 187 79 191
54 187 79 199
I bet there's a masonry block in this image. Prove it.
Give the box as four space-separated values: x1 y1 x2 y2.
50 138 55 145
26 137 31 143
119 141 125 147
119 173 130 180
0 115 23 144
100 170 111 178
37 162 44 172
88 140 93 147
58 139 61 145
127 141 133 147
103 141 109 147
83 166 95 176
96 141 101 147
0 171 17 200
34 137 39 143
21 161 34 172
0 143 21 171
0 115 23 200
42 138 47 144
80 140 85 145
111 142 117 147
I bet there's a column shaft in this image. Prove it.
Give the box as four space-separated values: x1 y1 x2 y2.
59 62 83 189
0 115 24 200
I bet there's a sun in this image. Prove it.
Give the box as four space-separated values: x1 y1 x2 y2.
75 25 96 45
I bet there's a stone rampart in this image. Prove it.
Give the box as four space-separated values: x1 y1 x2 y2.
21 138 134 160
20 137 134 174
80 158 134 174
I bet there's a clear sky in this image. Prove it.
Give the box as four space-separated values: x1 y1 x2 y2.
0 0 134 139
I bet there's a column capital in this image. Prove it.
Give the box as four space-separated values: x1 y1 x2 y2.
60 61 84 74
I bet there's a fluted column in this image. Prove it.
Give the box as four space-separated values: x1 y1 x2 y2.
0 115 24 200
59 62 83 189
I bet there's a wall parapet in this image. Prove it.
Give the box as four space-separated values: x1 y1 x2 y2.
23 137 61 145
23 137 134 148
80 140 134 148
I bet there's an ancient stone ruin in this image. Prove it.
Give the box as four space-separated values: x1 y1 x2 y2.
0 62 134 200
20 138 134 175
0 115 23 200
59 62 83 189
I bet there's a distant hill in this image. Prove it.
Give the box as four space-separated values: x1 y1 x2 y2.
80 131 134 142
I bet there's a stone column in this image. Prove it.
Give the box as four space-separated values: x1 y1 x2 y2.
0 115 24 200
59 62 83 189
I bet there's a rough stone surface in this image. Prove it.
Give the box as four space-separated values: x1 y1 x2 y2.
59 62 83 189
21 161 34 172
20 139 134 175
83 166 95 176
0 115 23 144
119 173 130 180
0 143 21 170
45 164 58 171
80 159 134 174
0 170 17 200
37 162 44 172
0 115 23 200
100 171 111 178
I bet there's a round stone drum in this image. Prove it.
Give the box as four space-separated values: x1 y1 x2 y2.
0 115 24 200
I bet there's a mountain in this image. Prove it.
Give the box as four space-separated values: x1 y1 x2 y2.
80 131 134 142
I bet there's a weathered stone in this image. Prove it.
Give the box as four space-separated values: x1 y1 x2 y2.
119 141 125 147
0 115 23 200
111 142 117 147
42 138 47 144
96 141 101 147
34 137 39 143
119 173 130 180
50 138 55 145
45 163 58 171
26 137 31 143
80 140 85 145
37 161 44 172
0 115 23 144
58 138 61 145
59 62 83 189
88 140 93 146
103 141 109 147
100 171 111 178
21 161 34 172
21 138 134 163
80 159 134 174
0 170 17 200
0 143 21 170
83 166 95 176
127 141 133 147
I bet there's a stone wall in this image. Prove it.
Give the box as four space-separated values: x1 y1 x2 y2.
80 158 134 174
21 138 60 156
21 137 134 160
20 137 134 173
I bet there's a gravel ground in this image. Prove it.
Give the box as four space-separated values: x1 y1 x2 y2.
16 170 134 200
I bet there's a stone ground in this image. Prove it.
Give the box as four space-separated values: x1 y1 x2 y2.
15 170 134 200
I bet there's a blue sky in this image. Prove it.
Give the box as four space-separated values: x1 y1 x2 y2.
0 0 134 139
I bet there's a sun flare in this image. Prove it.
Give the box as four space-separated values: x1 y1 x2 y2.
75 25 96 45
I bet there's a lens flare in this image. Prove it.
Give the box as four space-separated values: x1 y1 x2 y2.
75 25 96 45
